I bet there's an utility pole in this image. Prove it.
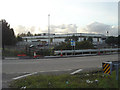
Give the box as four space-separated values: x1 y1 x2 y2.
107 31 109 37
48 14 50 49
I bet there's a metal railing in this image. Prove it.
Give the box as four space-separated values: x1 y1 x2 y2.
55 48 119 55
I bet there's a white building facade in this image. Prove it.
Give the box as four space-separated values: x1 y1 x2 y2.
20 33 106 46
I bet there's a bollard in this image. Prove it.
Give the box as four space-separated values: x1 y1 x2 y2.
102 61 112 75
34 52 37 58
115 64 119 80
61 49 63 56
102 61 120 80
112 61 120 80
98 49 101 55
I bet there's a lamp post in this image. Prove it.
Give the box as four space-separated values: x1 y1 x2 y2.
106 31 109 37
105 26 110 38
48 14 50 49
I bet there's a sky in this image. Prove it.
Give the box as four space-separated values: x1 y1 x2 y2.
0 0 118 36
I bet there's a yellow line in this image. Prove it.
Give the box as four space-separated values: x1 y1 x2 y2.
107 70 110 74
103 63 106 68
104 66 110 73
103 64 109 71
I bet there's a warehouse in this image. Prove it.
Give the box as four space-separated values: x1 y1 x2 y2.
20 33 106 46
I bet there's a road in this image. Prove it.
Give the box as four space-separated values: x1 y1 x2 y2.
3 54 118 73
2 54 118 88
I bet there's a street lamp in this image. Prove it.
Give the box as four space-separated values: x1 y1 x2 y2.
105 26 112 37
48 14 50 48
29 45 34 58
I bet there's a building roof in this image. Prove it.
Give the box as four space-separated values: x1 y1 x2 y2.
22 33 105 39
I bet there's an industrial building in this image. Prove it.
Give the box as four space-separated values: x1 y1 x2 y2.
18 33 106 47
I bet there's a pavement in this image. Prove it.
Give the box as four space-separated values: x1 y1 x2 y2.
2 54 118 88
4 57 19 60
3 53 116 60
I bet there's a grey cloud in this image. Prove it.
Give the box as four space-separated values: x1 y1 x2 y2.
15 24 78 34
61 24 66 29
14 25 27 35
38 28 48 33
50 24 77 34
15 22 118 36
15 25 36 35
81 22 118 36
86 22 110 33
29 26 36 33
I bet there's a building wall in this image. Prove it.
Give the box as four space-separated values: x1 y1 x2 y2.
54 38 65 43
93 38 97 42
21 33 106 46
78 37 84 41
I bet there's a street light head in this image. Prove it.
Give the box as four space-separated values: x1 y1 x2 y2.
111 26 115 28
29 45 34 48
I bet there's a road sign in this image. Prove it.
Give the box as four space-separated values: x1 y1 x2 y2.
102 61 112 75
71 40 75 46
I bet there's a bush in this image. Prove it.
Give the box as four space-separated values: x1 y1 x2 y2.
54 41 94 50
37 49 54 56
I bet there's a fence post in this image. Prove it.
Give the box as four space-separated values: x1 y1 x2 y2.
116 64 119 80
61 49 63 56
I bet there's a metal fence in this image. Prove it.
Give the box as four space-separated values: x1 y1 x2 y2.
55 48 119 55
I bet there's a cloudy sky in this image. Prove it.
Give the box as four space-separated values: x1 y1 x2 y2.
0 0 118 36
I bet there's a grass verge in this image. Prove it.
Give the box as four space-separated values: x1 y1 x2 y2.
9 69 120 88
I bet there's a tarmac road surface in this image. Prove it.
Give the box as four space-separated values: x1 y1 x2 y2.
3 54 118 73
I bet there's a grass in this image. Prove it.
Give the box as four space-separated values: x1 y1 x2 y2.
10 69 120 88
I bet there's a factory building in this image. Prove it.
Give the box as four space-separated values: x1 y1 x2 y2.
18 33 106 47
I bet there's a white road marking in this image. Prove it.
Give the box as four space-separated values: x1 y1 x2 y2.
13 72 37 80
39 69 73 72
12 69 73 80
70 69 83 75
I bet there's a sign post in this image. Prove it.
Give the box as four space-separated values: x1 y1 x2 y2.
71 40 75 55
116 64 119 80
61 49 63 56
